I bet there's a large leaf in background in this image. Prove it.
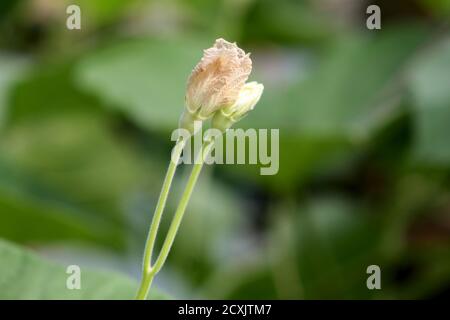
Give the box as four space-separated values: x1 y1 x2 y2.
0 113 166 250
7 62 104 123
408 37 450 166
0 239 166 299
0 63 166 249
75 38 208 133
224 25 429 191
1 114 157 216
0 158 124 249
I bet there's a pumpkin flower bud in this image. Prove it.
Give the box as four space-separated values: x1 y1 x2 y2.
212 81 264 132
179 38 252 132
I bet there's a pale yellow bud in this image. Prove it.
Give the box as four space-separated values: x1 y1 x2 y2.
182 38 252 124
212 81 264 132
222 82 263 119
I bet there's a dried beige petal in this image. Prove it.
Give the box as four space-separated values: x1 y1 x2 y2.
185 38 252 119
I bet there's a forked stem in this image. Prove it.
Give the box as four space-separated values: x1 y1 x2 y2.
136 137 214 300
136 138 185 300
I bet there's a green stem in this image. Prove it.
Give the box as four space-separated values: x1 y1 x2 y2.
152 139 213 274
136 138 214 300
135 271 154 300
135 138 185 300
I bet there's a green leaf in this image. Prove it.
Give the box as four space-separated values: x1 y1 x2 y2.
0 62 167 249
0 112 169 250
0 158 125 249
75 37 209 132
0 239 167 299
409 38 450 165
7 62 103 123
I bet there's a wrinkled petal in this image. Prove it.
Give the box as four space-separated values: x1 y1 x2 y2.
185 38 252 119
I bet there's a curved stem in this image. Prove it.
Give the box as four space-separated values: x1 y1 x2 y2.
136 138 214 300
152 139 213 275
135 138 185 300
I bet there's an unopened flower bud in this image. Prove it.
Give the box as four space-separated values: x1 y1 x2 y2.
180 38 252 131
212 81 264 132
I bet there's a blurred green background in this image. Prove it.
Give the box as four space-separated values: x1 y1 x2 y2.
0 0 449 299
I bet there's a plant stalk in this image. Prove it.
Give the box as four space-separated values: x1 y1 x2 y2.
135 138 185 300
136 137 214 300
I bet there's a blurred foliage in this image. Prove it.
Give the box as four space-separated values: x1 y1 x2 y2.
0 239 167 299
409 38 450 165
75 37 207 132
0 0 449 299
